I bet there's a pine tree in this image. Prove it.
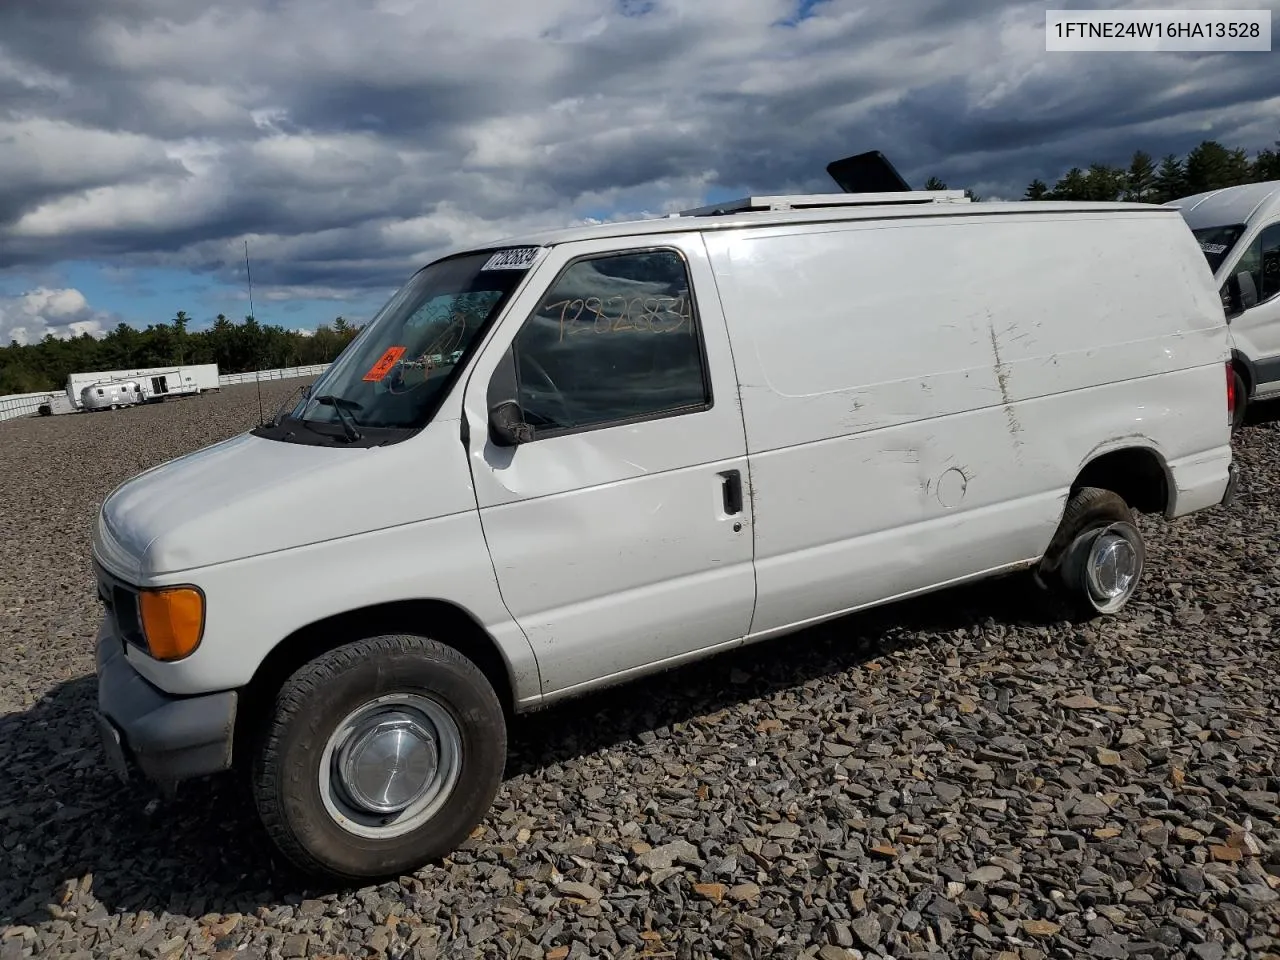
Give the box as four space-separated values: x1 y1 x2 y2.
1123 151 1157 202
1255 149 1280 180
1225 148 1253 186
1152 154 1187 203
1184 140 1236 195
1084 163 1123 201
1053 167 1089 200
1024 179 1050 200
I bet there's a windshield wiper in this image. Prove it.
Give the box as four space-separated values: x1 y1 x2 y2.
314 394 363 441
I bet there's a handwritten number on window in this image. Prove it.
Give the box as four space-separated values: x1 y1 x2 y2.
542 296 693 341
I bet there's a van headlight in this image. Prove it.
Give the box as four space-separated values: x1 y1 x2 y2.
137 586 206 661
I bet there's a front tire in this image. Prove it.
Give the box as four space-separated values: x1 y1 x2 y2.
1038 486 1146 620
251 634 507 882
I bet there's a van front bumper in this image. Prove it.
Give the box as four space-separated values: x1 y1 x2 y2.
94 621 238 786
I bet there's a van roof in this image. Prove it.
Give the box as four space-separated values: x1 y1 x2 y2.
473 197 1179 253
1164 180 1280 230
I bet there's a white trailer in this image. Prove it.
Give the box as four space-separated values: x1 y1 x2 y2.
66 363 219 409
36 393 76 416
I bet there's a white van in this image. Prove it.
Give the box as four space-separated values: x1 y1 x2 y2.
91 189 1237 882
1166 180 1280 430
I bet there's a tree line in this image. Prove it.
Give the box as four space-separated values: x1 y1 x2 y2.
0 313 363 395
4 136 1279 396
927 137 1280 204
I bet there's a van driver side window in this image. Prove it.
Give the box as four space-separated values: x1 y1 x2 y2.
1236 224 1280 303
1261 225 1280 301
487 249 712 436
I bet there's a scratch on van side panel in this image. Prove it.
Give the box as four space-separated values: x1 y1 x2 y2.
987 318 1024 457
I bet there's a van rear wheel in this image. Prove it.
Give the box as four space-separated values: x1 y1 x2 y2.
251 633 507 882
1039 486 1146 620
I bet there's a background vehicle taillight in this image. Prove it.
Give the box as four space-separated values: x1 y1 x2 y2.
1226 362 1236 422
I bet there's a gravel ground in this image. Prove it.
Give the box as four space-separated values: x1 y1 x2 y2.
2 381 1279 960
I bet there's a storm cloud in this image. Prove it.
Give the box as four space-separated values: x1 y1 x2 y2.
1 0 1277 309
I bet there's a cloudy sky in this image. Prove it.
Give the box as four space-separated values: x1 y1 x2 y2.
1 0 1278 344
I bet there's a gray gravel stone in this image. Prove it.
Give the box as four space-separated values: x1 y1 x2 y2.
1073 796 1112 818
555 881 602 902
633 839 699 872
1234 882 1280 911
968 865 1004 884
1190 943 1226 960
850 915 880 948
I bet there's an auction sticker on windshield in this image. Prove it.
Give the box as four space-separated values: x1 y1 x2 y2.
483 247 543 271
362 346 406 382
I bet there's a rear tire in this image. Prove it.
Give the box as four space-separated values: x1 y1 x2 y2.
251 633 507 883
1037 486 1145 621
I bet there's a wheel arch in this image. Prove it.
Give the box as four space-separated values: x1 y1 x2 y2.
1069 442 1172 518
1232 349 1256 399
1037 442 1170 578
232 598 519 766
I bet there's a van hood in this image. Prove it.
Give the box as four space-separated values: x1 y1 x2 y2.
93 429 430 580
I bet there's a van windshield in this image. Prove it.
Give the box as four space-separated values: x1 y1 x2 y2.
260 248 540 446
1191 224 1246 273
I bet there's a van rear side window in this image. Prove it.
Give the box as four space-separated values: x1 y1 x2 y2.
494 249 712 435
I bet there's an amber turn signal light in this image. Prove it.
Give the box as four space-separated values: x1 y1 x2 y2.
138 586 205 661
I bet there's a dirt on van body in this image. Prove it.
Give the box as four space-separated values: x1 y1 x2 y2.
1 382 1278 959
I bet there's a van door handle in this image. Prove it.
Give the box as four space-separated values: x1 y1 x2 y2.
719 469 743 516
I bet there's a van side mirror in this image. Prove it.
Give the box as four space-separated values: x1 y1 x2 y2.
488 400 533 446
1238 271 1259 310
1224 272 1259 319
1224 275 1240 317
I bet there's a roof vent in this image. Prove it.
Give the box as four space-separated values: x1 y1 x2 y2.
678 149 970 217
826 150 913 194
679 190 969 218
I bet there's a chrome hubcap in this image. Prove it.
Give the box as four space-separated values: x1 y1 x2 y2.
336 713 439 814
1082 525 1142 612
319 693 462 839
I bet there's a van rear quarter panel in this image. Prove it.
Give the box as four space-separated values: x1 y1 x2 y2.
703 211 1230 634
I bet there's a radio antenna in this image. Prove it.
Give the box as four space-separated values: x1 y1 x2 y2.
245 239 265 426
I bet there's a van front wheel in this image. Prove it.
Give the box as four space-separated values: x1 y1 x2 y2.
1039 486 1146 620
251 633 507 883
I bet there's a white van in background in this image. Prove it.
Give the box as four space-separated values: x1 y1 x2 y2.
1166 180 1280 430
90 186 1237 883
